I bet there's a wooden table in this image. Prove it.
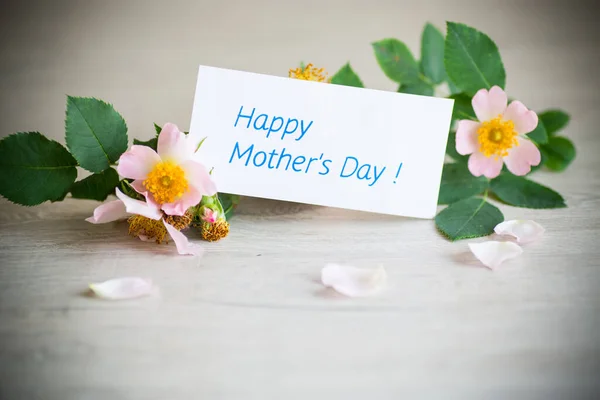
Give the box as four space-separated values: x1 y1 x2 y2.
1 1 599 398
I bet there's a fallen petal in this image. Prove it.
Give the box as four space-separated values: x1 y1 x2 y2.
89 277 154 300
163 220 204 256
85 200 127 224
321 264 387 297
494 220 545 244
468 241 523 270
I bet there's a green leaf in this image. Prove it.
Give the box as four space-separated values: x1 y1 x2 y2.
372 39 420 84
218 192 240 220
526 120 548 144
133 123 163 151
447 79 461 95
50 187 71 203
435 197 504 241
0 132 77 206
445 131 468 163
490 174 566 209
540 136 576 172
70 168 120 201
539 110 570 136
420 23 446 84
330 63 364 88
444 22 506 95
118 179 144 201
397 79 434 96
438 163 488 204
133 137 158 151
450 93 476 121
65 96 128 173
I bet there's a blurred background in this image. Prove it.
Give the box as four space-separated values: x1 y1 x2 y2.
0 0 598 145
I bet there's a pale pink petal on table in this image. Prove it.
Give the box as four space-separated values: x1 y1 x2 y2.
494 220 545 244
321 264 387 297
89 277 155 300
472 86 507 122
116 145 161 180
468 241 523 270
503 137 541 176
85 200 127 224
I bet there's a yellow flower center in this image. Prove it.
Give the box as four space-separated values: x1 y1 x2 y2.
143 161 188 204
477 116 519 158
289 63 328 82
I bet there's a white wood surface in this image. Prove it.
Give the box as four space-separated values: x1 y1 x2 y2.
1 1 599 399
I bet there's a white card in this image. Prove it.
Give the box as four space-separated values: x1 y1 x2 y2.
189 65 454 219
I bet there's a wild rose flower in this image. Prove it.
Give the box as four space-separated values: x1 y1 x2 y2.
86 122 217 255
289 63 328 82
117 123 217 216
456 86 541 179
86 188 202 256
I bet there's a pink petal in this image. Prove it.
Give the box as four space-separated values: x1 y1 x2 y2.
89 277 155 300
130 179 161 210
157 123 194 163
456 120 481 155
180 160 217 197
472 86 508 122
116 145 161 180
494 220 544 244
321 264 387 297
503 101 538 134
160 185 202 216
163 220 203 256
503 137 541 176
202 208 218 223
468 152 503 179
468 241 523 270
85 200 127 224
115 188 162 220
